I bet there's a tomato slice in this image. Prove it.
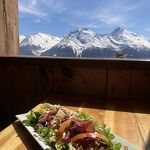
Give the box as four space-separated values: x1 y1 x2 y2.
71 132 106 143
56 118 72 142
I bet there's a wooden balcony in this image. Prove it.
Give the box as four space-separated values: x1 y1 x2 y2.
0 56 150 150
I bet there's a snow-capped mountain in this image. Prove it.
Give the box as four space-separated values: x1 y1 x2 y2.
108 27 150 58
20 33 61 56
42 28 119 57
20 28 150 58
19 35 26 43
42 27 150 58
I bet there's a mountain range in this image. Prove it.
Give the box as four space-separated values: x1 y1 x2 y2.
19 27 150 58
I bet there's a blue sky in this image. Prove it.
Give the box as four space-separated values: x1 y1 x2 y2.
19 0 150 38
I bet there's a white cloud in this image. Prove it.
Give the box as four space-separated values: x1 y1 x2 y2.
19 0 70 19
19 0 47 17
70 9 124 25
19 5 46 17
125 5 140 11
89 1 141 25
70 0 142 26
112 1 140 12
101 16 124 25
91 12 124 25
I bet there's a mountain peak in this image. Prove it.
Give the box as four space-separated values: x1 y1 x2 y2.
68 28 95 37
115 27 124 31
111 27 125 35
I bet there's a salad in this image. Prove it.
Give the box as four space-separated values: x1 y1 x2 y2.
23 103 128 150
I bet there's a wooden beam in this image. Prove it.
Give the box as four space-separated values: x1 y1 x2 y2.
0 0 19 55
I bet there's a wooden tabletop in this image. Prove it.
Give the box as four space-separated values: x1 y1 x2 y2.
0 96 150 150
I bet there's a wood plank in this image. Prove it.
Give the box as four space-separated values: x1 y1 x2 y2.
0 0 6 55
135 113 150 150
131 70 150 100
107 69 130 99
104 104 145 150
0 125 27 150
78 100 148 150
54 68 106 97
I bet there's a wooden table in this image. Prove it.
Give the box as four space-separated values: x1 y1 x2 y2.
0 96 150 150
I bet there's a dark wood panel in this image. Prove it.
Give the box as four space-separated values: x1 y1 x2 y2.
107 69 130 99
0 66 12 129
11 66 36 114
1 57 150 70
131 70 150 99
53 68 106 97
35 67 53 103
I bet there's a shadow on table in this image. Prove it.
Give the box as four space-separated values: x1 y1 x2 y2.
13 121 43 150
45 95 150 114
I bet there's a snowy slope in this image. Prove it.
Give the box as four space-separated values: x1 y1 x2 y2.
20 33 61 56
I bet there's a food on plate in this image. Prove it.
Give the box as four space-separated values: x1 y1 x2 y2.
23 103 128 150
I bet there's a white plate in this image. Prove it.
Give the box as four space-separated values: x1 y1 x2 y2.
16 113 139 150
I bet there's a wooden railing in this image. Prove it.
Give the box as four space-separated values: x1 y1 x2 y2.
0 56 150 130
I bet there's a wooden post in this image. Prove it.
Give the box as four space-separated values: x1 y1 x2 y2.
0 0 19 55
